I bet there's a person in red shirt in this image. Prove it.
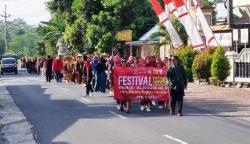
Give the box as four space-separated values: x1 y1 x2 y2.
141 56 153 112
52 55 64 83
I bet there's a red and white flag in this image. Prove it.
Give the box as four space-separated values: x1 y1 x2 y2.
150 0 183 47
164 0 205 50
192 0 217 47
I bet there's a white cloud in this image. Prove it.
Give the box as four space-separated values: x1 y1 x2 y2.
0 0 51 25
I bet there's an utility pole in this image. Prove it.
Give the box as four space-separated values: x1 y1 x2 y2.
226 0 233 25
1 5 11 51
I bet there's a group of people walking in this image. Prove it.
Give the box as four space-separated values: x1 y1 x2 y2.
109 55 187 115
22 53 187 116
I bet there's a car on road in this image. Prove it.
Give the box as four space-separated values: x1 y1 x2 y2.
1 57 18 74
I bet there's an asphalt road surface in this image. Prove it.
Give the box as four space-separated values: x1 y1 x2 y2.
1 70 250 144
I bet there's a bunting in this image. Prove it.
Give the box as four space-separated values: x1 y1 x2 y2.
150 0 183 47
192 0 218 47
163 0 205 50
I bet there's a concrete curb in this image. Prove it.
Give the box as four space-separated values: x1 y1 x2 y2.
0 86 37 144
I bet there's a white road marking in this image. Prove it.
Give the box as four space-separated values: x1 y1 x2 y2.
79 97 91 103
108 111 127 120
163 135 188 144
61 88 70 92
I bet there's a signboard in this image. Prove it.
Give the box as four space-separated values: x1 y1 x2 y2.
116 30 132 41
214 32 232 47
240 29 249 43
233 29 239 41
114 67 170 101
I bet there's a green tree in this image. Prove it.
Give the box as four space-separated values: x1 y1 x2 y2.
37 13 67 56
192 48 215 82
149 25 171 55
85 11 118 53
72 0 103 21
85 0 157 53
0 39 5 56
46 0 75 23
63 18 87 54
172 19 188 45
42 0 157 54
176 46 197 81
211 46 230 82
36 41 46 56
0 19 41 57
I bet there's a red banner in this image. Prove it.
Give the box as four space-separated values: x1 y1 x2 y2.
114 66 170 101
150 0 164 16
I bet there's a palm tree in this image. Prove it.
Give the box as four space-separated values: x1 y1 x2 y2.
37 13 67 55
149 24 172 55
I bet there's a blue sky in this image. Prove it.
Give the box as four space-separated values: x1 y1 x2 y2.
0 0 228 25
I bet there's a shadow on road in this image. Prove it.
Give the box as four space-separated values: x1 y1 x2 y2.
6 84 169 144
4 72 250 144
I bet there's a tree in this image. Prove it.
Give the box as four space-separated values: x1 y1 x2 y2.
41 0 157 54
72 0 103 21
192 48 215 82
172 19 188 45
0 39 5 56
35 41 46 56
85 11 118 53
85 0 157 53
63 18 87 54
37 13 67 56
211 46 230 82
0 19 41 57
176 46 197 81
150 25 171 55
46 0 75 23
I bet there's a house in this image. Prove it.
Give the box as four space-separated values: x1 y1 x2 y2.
124 25 161 58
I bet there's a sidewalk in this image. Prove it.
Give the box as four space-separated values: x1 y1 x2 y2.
185 83 250 122
0 86 37 144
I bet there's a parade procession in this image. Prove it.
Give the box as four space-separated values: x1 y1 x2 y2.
21 52 187 114
1 0 250 144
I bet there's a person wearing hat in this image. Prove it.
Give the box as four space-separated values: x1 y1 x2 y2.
167 56 187 116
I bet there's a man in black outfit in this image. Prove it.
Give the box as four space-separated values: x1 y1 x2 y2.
46 55 53 83
83 57 94 96
167 56 187 116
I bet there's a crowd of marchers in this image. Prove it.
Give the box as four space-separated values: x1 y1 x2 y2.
20 54 187 116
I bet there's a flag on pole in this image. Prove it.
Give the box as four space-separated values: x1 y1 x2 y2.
163 0 205 50
192 0 218 47
150 0 183 47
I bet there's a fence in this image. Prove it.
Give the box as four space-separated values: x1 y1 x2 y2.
226 48 250 83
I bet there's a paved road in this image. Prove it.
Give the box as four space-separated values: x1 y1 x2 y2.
1 70 250 144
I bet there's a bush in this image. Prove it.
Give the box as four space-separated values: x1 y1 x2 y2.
211 46 230 82
176 46 197 81
192 48 215 82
